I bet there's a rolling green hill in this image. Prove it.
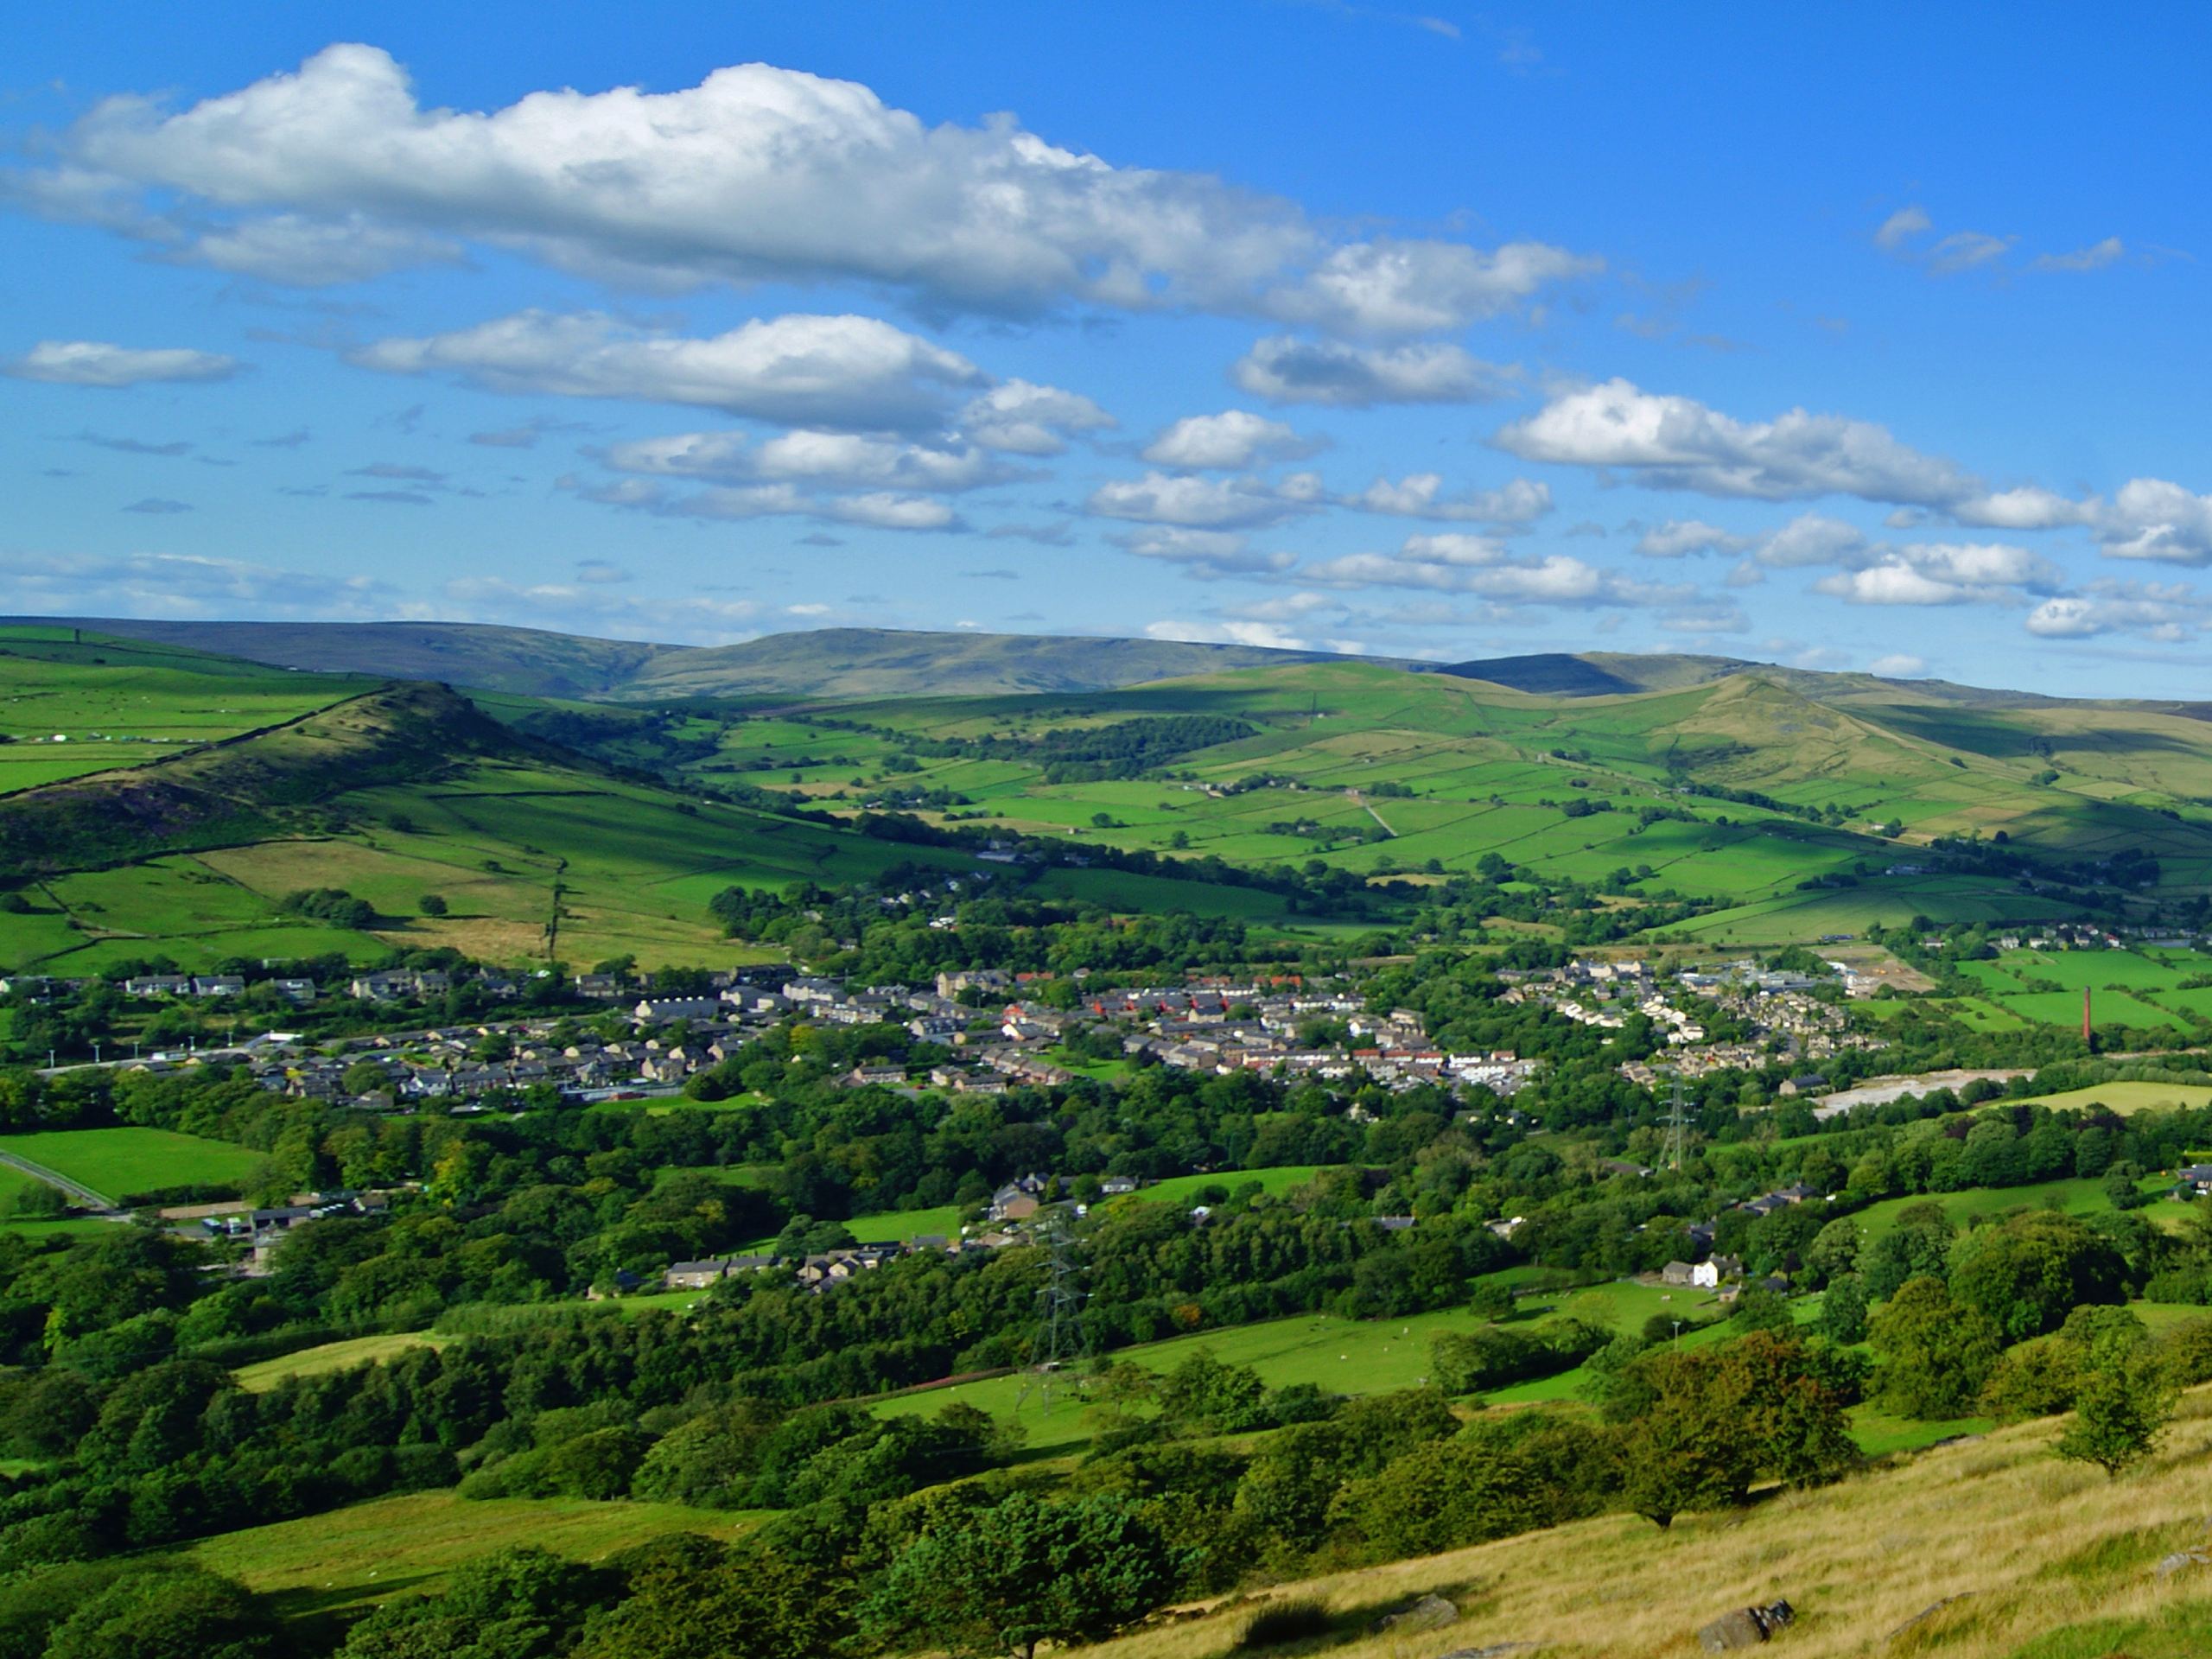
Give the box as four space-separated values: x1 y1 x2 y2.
10 625 2212 968
5 618 1403 701
0 635 984 974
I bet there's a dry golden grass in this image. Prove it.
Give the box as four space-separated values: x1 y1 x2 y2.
1091 1391 2212 1659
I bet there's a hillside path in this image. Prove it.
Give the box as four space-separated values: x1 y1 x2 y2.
1347 789 1396 836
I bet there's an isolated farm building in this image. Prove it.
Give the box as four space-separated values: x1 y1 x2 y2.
1661 1260 1698 1287
2176 1164 2212 1198
1692 1254 1745 1290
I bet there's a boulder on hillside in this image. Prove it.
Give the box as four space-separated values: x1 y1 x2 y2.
1697 1600 1795 1650
1370 1594 1459 1636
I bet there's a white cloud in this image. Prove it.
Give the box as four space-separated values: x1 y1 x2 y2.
353 310 984 430
1496 378 1980 507
2024 582 2207 642
2034 237 2126 273
1264 237 1599 335
1301 531 1688 607
1929 230 2015 274
4 340 240 387
1868 653 1929 677
570 474 956 531
1951 486 2088 531
1085 471 1308 530
1659 602 1751 635
26 43 1586 331
1115 526 1296 579
1811 541 2058 607
1814 564 1970 606
1343 474 1550 524
1635 518 1748 558
2096 478 2212 565
1873 206 1930 251
442 575 763 643
180 213 460 285
1144 617 1313 650
601 429 1017 493
0 548 391 617
960 380 1115 454
1230 336 1513 406
1141 410 1319 470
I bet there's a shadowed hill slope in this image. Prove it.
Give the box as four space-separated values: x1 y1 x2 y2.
0 681 530 874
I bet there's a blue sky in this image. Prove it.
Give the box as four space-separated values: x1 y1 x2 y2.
4 2 2210 694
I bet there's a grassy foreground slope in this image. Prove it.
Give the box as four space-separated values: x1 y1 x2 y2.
1087 1391 2212 1659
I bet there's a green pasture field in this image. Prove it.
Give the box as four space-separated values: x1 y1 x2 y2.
875 1274 1737 1452
1962 948 2201 995
232 1332 450 1392
1845 1173 2193 1242
728 1201 968 1255
2007 1082 2212 1116
1668 876 2078 945
0 1126 267 1204
1998 988 2189 1031
1937 995 2032 1033
1102 1166 1330 1210
1847 1410 1994 1458
182 1491 764 1621
1027 866 1309 924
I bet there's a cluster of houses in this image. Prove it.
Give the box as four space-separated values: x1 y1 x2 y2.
84 961 1535 1110
1481 956 1896 1090
0 965 530 1007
